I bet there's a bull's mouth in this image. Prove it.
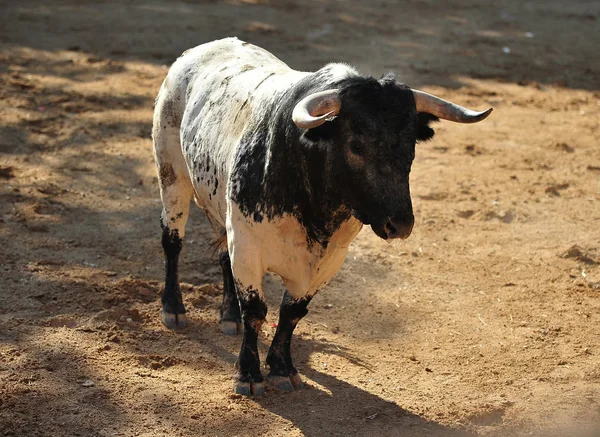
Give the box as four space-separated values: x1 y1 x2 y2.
352 210 414 240
371 223 390 240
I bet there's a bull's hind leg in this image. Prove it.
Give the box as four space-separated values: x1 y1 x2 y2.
156 169 192 329
159 205 190 329
153 91 193 330
218 250 242 335
266 292 312 392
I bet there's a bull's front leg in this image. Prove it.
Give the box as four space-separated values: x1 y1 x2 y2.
266 292 312 392
229 254 267 396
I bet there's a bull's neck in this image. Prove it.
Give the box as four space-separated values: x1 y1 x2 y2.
231 83 354 248
265 129 352 247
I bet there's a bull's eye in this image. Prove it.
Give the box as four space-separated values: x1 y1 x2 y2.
349 141 364 155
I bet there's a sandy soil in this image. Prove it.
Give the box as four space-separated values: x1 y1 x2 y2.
1 1 599 436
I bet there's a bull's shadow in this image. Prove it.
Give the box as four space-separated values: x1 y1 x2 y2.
176 267 472 437
176 314 475 437
170 263 473 437
254 335 475 437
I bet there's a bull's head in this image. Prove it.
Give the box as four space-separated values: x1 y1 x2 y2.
292 75 492 240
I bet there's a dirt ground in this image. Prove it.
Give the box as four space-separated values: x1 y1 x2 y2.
1 1 599 436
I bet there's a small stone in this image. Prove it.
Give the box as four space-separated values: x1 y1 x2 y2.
81 379 95 387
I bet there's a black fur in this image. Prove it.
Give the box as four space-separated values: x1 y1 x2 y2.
219 250 241 324
231 69 437 246
416 112 439 142
160 225 185 315
266 292 312 378
235 285 268 384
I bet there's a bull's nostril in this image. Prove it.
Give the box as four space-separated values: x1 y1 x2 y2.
383 218 413 240
385 222 397 237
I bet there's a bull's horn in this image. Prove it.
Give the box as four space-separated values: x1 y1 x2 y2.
412 89 492 123
292 89 341 129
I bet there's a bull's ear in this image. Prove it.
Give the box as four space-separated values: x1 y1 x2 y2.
416 112 439 142
301 120 336 146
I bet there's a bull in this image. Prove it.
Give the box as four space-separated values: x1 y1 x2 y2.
152 37 492 396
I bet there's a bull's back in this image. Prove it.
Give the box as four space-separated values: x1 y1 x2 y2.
170 38 307 225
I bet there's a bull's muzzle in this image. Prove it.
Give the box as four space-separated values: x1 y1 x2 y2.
382 218 414 240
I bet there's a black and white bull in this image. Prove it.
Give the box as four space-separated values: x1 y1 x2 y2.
152 37 492 396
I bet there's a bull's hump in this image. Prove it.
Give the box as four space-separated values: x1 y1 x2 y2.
181 38 291 76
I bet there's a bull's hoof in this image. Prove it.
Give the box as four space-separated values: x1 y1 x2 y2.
160 309 188 330
234 380 266 397
219 320 241 336
268 373 304 392
289 373 305 390
268 375 295 393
